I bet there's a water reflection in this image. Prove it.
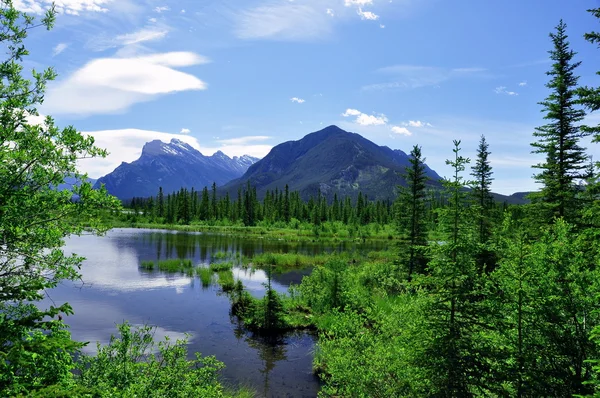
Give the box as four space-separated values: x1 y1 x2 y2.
44 228 385 397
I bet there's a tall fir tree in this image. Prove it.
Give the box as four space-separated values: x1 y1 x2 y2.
470 135 495 273
396 145 430 280
530 20 589 224
420 141 494 396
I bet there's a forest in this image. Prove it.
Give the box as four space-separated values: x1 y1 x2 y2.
2 1 600 397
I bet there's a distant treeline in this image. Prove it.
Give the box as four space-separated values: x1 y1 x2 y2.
122 182 509 227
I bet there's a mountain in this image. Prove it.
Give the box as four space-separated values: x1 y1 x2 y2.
56 175 97 192
94 139 259 199
221 125 442 201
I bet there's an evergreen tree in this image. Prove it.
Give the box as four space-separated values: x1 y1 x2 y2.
396 145 429 280
421 141 492 396
157 186 164 218
530 20 589 224
470 135 495 273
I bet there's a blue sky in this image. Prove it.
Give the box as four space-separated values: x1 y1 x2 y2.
17 0 600 194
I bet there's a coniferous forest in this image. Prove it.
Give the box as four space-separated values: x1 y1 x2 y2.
3 2 600 397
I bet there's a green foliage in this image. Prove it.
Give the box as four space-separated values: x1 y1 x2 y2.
314 295 432 397
249 252 332 271
140 259 193 273
0 303 81 396
76 322 235 398
197 267 214 287
529 20 590 224
0 2 120 396
210 261 234 272
395 145 430 280
217 270 236 292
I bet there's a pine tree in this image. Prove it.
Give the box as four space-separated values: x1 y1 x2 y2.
396 145 429 280
530 20 589 224
421 140 492 396
470 135 495 273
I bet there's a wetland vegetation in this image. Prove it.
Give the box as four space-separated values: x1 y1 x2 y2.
4 2 600 398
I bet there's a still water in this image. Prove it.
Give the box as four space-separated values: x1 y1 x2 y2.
43 228 387 397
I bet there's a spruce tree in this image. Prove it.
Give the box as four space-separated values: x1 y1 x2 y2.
470 135 495 272
530 20 589 224
396 145 429 280
421 141 493 396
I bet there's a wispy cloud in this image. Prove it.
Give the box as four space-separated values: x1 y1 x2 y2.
235 2 333 41
218 136 271 145
14 0 111 15
518 81 527 87
52 42 68 56
495 86 518 96
391 126 412 136
363 64 490 91
180 128 191 134
87 25 170 51
290 97 305 103
357 8 379 20
344 0 373 6
326 8 334 16
154 6 169 13
405 120 432 128
342 108 388 126
43 52 210 116
114 27 169 46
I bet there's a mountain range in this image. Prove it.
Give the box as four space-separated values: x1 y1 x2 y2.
222 125 441 201
93 139 259 199
93 125 528 204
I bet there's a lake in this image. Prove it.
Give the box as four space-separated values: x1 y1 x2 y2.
43 228 388 397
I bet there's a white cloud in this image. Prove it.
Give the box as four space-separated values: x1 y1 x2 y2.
342 108 362 117
363 64 490 90
326 8 334 16
290 97 305 103
43 52 209 116
344 0 373 6
52 42 68 56
148 17 157 23
519 81 527 87
87 25 170 51
181 9 186 13
357 8 379 20
114 27 168 46
154 5 169 13
235 2 333 41
180 128 191 134
79 129 271 177
342 108 388 126
14 0 112 15
495 86 518 96
391 126 412 136
380 24 385 28
218 136 271 145
406 120 432 128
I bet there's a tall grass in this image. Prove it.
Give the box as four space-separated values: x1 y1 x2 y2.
210 261 234 272
249 252 333 270
140 260 155 270
217 270 236 292
197 267 213 287
139 258 193 273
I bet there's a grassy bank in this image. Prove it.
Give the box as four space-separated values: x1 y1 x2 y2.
108 219 396 243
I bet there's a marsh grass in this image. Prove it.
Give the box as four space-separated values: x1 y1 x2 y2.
249 252 334 271
217 270 236 292
197 267 213 287
140 260 155 270
210 261 234 272
140 258 193 273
